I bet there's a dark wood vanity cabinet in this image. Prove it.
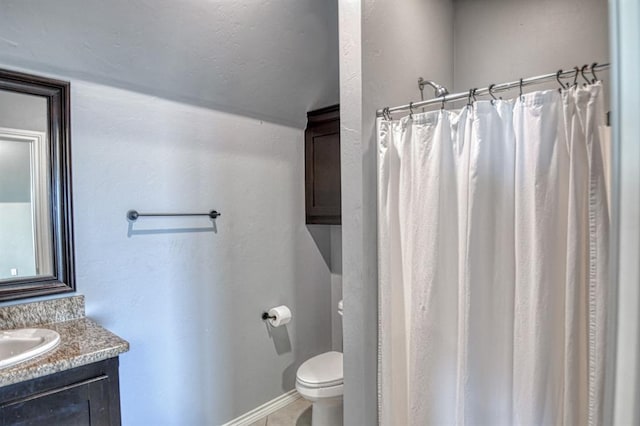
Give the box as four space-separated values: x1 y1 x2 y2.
0 358 121 426
305 104 341 225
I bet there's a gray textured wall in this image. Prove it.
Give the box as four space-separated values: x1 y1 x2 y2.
610 0 640 423
453 0 609 97
56 76 330 425
0 0 339 128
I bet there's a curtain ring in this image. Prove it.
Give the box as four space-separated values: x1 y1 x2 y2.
382 107 390 120
519 78 524 101
572 66 579 87
489 84 497 102
441 96 446 111
591 62 599 83
472 88 478 102
467 89 474 107
580 64 591 86
556 69 566 92
409 102 414 119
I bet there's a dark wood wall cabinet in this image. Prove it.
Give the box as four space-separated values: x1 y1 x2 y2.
305 104 341 225
0 358 122 426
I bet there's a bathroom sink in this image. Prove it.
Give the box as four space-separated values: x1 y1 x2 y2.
0 328 60 370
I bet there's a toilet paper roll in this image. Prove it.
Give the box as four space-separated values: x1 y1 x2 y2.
268 305 292 327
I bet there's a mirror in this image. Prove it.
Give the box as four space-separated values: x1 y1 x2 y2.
0 69 74 301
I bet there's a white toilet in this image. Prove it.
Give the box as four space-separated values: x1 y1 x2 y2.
295 300 343 426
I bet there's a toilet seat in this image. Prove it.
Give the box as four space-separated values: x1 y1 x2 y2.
296 351 343 388
296 381 343 400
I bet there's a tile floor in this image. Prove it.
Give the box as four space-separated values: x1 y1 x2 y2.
249 397 312 426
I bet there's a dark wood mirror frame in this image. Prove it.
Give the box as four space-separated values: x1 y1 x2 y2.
0 69 75 301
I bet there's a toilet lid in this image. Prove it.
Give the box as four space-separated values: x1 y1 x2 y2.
297 351 343 388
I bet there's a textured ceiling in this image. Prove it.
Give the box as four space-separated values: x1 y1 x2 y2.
0 0 339 127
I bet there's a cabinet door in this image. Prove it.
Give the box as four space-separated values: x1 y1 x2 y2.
305 105 341 224
0 375 112 426
0 359 121 426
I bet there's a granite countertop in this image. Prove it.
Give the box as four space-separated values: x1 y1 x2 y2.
0 295 129 387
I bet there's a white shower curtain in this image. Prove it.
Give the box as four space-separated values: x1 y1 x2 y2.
378 83 610 426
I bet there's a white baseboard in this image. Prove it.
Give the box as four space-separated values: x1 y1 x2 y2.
221 389 302 426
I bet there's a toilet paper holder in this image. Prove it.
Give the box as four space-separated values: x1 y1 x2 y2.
261 312 276 321
262 305 292 327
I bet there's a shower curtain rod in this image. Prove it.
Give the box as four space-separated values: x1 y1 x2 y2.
376 63 610 117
